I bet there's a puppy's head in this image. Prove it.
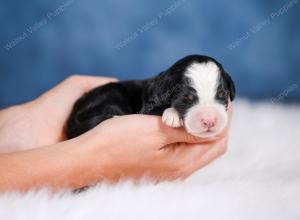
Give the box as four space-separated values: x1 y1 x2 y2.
172 55 235 138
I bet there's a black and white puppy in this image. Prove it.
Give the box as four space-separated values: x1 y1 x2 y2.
66 55 235 139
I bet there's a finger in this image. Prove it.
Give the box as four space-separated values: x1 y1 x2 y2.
34 75 118 128
160 122 227 145
158 135 227 179
180 136 228 179
228 99 233 120
135 115 209 145
69 75 118 92
142 136 226 182
154 141 216 181
42 75 117 101
160 141 213 161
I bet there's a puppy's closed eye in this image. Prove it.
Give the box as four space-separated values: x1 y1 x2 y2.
186 94 197 101
217 90 227 99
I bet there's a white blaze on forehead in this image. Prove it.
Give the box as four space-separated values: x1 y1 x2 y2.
183 61 227 138
185 61 220 104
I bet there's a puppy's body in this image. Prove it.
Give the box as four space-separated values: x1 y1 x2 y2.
66 55 235 139
67 81 144 138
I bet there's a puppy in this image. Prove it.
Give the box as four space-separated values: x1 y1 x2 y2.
66 54 235 139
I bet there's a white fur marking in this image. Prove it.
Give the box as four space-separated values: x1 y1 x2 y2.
186 61 220 105
184 61 228 137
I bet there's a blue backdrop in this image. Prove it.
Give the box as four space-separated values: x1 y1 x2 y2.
0 0 299 108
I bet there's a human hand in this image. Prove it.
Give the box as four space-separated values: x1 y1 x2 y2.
76 101 232 183
0 75 117 152
0 72 232 190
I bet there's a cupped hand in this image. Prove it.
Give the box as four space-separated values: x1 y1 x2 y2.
76 101 232 183
0 74 232 184
0 75 117 152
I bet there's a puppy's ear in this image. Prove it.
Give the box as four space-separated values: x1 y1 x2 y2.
224 72 236 101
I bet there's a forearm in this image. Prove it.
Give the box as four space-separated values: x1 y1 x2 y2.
0 137 107 192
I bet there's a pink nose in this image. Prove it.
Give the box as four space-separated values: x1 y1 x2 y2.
201 117 216 129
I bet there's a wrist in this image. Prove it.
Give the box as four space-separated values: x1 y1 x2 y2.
77 127 123 183
71 133 115 185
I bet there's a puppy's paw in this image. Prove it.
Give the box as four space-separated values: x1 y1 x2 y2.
162 108 183 128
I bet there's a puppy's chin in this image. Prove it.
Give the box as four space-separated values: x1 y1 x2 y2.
184 120 227 138
186 129 223 138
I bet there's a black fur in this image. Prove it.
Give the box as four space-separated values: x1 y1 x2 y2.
66 54 235 139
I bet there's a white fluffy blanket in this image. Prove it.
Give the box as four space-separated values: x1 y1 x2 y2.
1 100 300 220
